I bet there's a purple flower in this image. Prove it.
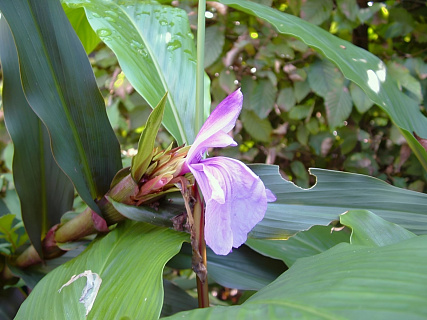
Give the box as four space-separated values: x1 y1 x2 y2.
183 89 276 255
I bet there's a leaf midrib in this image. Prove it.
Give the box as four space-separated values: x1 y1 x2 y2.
25 0 96 198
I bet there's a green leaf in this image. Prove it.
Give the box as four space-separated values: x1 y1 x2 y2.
165 236 427 319
247 225 350 267
169 243 286 291
0 17 74 256
307 59 343 98
337 0 358 22
248 165 427 239
62 5 100 54
340 210 416 247
204 25 225 68
161 280 198 318
108 193 184 228
276 87 295 112
241 110 272 142
242 78 277 118
131 92 168 182
219 0 427 170
0 0 122 215
349 82 373 113
288 103 313 120
15 222 188 320
387 61 422 103
65 0 210 145
300 0 333 25
324 85 353 129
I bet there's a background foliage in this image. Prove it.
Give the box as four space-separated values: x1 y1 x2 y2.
0 0 426 318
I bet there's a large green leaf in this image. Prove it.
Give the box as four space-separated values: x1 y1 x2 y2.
65 0 210 145
0 0 122 215
340 210 416 247
62 5 101 54
165 235 427 319
15 222 188 319
169 243 286 291
220 0 427 170
249 165 427 239
247 225 350 267
0 17 74 257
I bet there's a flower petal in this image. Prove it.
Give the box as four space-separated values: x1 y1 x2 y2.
187 89 243 164
189 156 274 255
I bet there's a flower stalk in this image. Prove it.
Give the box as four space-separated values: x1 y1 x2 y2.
193 185 209 308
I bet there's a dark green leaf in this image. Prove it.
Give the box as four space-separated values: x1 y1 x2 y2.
324 85 353 129
161 280 198 317
349 82 373 113
0 17 74 256
108 193 185 228
0 0 122 215
276 87 295 112
248 165 427 239
205 25 225 68
241 110 272 142
300 0 333 25
169 243 286 291
307 59 343 98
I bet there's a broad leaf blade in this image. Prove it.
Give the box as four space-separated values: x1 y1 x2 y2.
65 0 210 145
247 225 350 267
62 5 101 54
220 0 427 169
15 222 188 319
169 243 286 291
131 92 168 182
165 236 427 319
0 17 74 257
0 0 122 215
249 165 427 239
341 210 416 247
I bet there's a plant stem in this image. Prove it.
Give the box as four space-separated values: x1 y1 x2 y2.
193 185 209 308
195 0 206 136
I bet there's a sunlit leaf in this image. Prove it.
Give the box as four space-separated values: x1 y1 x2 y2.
15 222 188 319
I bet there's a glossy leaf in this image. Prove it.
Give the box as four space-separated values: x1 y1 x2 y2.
248 165 427 239
220 0 427 169
0 0 122 214
165 235 427 319
247 225 350 267
65 0 210 145
15 222 188 320
131 92 167 182
62 5 100 54
0 17 74 256
340 210 416 247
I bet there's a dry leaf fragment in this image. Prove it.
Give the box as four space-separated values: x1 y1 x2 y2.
58 270 102 317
